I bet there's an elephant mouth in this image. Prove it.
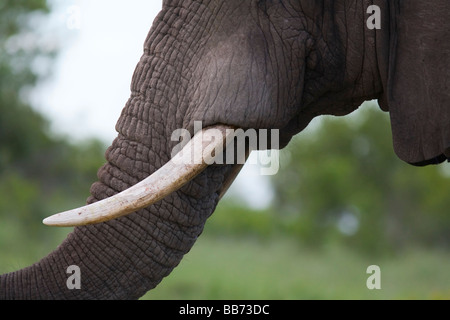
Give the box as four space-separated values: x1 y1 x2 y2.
43 124 237 227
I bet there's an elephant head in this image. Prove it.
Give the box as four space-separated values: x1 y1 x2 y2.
1 0 449 299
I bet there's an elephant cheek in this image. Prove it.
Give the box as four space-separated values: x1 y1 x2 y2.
184 32 304 134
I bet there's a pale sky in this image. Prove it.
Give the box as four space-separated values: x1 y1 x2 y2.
32 0 162 142
31 0 274 209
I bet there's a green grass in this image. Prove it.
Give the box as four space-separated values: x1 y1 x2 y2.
1 231 449 300
144 236 450 300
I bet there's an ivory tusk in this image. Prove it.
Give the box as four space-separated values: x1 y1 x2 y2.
43 124 236 227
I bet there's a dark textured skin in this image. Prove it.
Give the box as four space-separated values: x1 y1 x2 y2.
0 0 448 299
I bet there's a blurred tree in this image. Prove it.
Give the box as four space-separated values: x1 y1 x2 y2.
0 0 105 254
271 102 450 255
0 0 52 171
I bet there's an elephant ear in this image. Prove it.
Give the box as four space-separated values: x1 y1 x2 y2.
383 1 450 165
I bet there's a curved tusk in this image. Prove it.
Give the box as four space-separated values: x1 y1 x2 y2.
43 124 236 227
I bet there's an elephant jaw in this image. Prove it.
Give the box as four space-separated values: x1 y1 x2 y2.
43 124 236 227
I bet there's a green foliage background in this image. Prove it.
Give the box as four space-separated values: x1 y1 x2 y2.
1 1 449 299
0 0 105 268
272 104 450 255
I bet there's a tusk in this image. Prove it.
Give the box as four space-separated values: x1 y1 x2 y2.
43 124 236 227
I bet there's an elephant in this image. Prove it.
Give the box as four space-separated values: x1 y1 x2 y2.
1 0 449 299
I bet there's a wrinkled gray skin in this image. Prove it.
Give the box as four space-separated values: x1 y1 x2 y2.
1 0 449 299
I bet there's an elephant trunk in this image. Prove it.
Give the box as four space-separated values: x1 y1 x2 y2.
0 0 243 299
0 128 234 299
0 69 238 299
